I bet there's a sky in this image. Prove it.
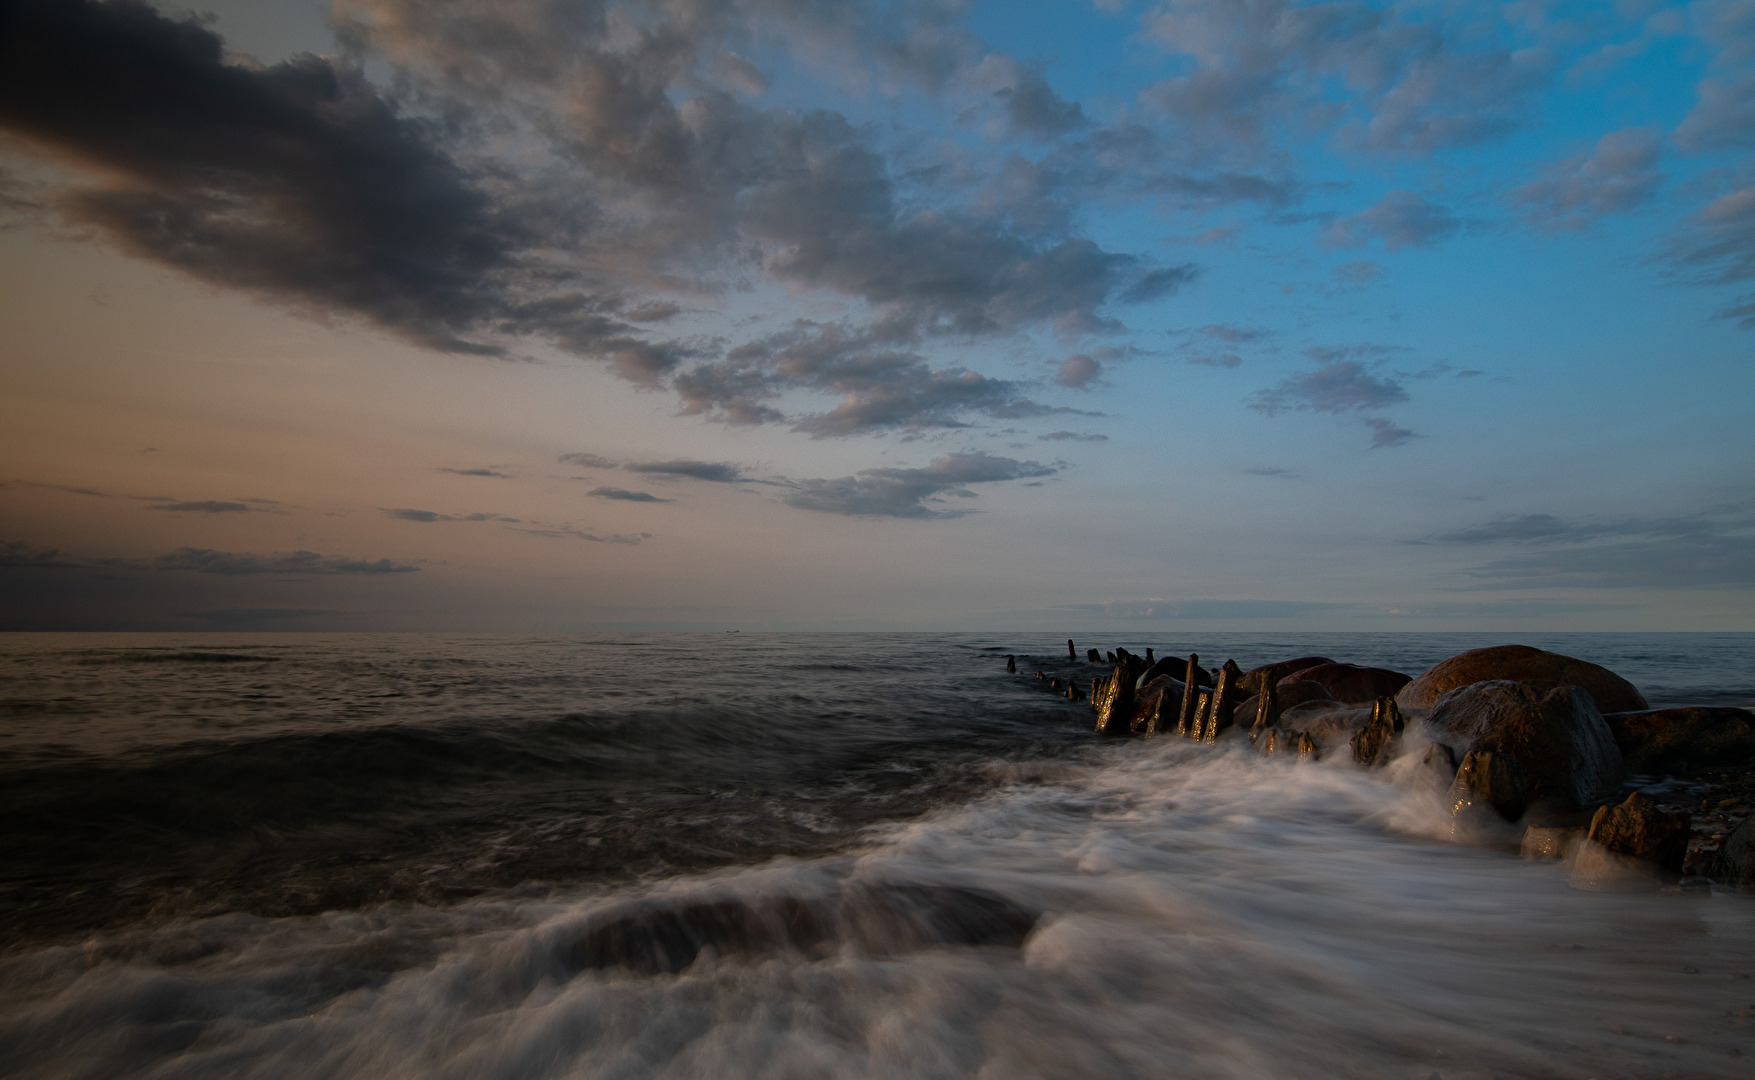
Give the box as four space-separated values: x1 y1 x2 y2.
0 0 1751 632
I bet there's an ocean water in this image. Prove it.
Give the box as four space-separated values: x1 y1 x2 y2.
1 631 1753 1078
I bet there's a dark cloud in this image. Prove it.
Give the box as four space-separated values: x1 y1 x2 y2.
1421 505 1755 589
624 459 747 483
381 508 519 522
0 539 78 568
516 526 649 544
588 487 668 502
1666 181 1755 325
1250 360 1409 415
147 500 253 513
181 607 344 626
440 467 513 478
151 548 418 575
782 452 1054 519
1187 353 1242 368
1513 128 1663 231
981 58 1085 138
1120 264 1198 303
557 452 619 468
1363 416 1417 448
1038 431 1108 442
1053 353 1102 390
1194 324 1268 343
1325 191 1460 251
1245 467 1298 479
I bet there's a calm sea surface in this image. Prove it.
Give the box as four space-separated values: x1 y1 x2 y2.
2 632 1753 1078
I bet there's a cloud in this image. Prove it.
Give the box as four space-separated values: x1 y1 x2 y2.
1666 181 1755 323
1421 506 1755 588
1325 191 1460 251
557 452 619 469
151 548 419 575
1038 431 1108 442
1054 353 1102 389
588 487 668 502
1187 352 1242 367
978 56 1086 138
1088 598 1358 620
1364 416 1417 448
1250 360 1409 415
1135 0 1554 157
440 467 513 478
381 508 519 522
1513 128 1663 230
782 452 1055 519
1194 323 1268 343
516 526 649 544
147 500 253 513
0 539 78 568
1331 259 1384 285
625 460 747 483
1244 467 1298 479
1675 70 1755 153
180 607 344 626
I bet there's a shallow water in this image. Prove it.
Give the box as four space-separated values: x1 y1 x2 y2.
2 632 1753 1078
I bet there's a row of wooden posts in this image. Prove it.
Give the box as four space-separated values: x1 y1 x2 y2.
1012 639 1410 767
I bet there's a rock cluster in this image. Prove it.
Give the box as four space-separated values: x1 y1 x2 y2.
1014 641 1755 890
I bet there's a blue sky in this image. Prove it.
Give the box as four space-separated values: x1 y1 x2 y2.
0 0 1751 631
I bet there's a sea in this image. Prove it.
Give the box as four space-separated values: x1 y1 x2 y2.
2 631 1753 1079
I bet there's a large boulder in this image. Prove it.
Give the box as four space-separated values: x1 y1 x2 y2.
1714 816 1755 888
1421 680 1624 814
1397 644 1648 713
1127 676 1186 735
1138 654 1212 691
1235 679 1334 723
1237 656 1334 699
1602 707 1755 774
1279 663 1412 704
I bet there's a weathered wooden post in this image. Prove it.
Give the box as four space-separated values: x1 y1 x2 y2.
1175 653 1202 737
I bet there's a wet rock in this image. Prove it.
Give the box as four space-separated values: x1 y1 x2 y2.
1447 749 1531 824
1423 680 1624 814
1128 676 1185 735
1237 656 1336 699
563 883 1038 975
1571 793 1691 889
1296 732 1320 761
1396 644 1649 713
1139 653 1212 690
1350 698 1406 767
1281 663 1412 705
1239 679 1334 720
1416 741 1458 786
1521 825 1586 860
1602 707 1755 774
1713 816 1755 888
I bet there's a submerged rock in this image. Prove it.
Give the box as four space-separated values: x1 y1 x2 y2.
1423 680 1623 815
1447 749 1531 824
1602 707 1755 774
563 882 1038 975
1281 663 1412 705
1237 656 1335 699
1397 644 1649 713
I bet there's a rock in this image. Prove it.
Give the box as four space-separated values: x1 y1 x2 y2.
1713 816 1755 888
1396 644 1649 713
1602 707 1755 774
1296 732 1320 761
1106 651 1116 663
1350 698 1406 767
1280 663 1412 705
1139 654 1212 690
1570 793 1691 889
563 883 1037 975
1239 679 1334 720
1447 749 1530 824
1237 656 1336 699
1087 649 1101 664
1127 676 1185 735
1415 742 1458 787
1422 680 1623 814
1521 825 1586 860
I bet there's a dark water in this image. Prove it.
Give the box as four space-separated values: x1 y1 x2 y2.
2 632 1753 1078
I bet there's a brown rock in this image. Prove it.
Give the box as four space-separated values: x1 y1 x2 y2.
1602 707 1755 774
1569 793 1691 888
1423 680 1624 814
1280 663 1412 705
1713 816 1755 888
1238 679 1334 720
1521 825 1586 860
1237 656 1335 699
1448 749 1530 825
1139 654 1212 690
1396 644 1649 713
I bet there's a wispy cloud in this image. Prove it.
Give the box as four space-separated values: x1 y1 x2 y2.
625 460 748 483
783 452 1055 519
588 487 668 502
